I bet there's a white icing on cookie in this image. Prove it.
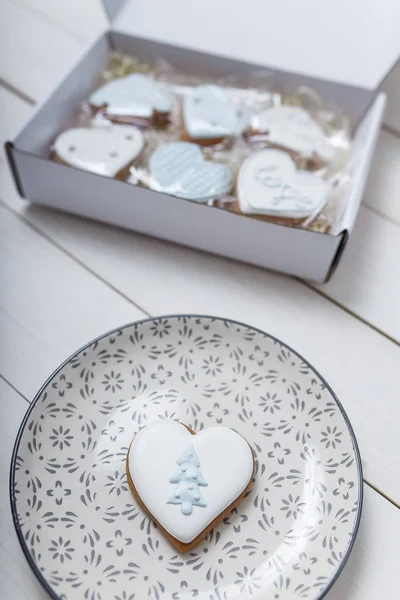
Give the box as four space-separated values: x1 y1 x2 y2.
128 420 254 544
184 85 249 140
149 141 233 202
236 104 254 133
251 106 334 161
89 73 173 119
53 125 144 177
237 149 328 219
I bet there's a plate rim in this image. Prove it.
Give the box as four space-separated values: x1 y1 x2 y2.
9 314 363 600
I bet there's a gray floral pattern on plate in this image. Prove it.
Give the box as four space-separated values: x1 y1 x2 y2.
10 316 362 600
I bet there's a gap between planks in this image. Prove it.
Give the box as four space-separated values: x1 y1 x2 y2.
5 0 94 45
1 370 398 512
365 200 400 229
298 276 400 348
1 192 399 355
0 78 35 106
383 123 400 141
0 373 28 403
0 197 151 320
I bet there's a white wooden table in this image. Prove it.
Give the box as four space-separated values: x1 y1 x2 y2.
1 2 400 598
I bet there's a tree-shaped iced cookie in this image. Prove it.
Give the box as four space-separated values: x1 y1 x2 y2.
168 446 208 515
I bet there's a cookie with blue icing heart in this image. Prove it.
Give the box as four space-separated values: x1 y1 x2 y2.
149 141 233 202
89 73 173 126
248 105 335 165
183 84 251 146
237 149 328 223
126 420 254 552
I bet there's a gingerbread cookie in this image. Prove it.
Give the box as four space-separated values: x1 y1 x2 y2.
236 148 328 223
52 124 144 179
149 141 233 202
126 420 254 552
248 105 335 165
89 73 173 126
183 84 250 145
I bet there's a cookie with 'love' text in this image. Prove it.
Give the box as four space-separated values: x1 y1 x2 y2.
235 148 328 224
126 420 255 552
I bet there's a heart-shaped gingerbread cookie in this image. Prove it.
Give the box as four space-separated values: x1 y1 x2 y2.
183 84 250 143
149 141 233 202
89 73 173 125
53 124 144 178
250 105 334 162
237 149 328 220
127 420 254 551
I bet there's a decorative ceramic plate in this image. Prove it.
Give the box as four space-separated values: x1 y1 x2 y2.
10 316 362 600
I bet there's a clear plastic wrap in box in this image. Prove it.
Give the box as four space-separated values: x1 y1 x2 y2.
51 51 355 234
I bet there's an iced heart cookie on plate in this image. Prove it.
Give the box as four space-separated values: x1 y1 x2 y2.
236 148 328 224
89 73 173 126
52 124 144 179
248 105 335 166
149 141 233 202
126 420 254 552
183 84 250 146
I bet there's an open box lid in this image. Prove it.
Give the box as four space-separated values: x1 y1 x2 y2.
103 0 399 89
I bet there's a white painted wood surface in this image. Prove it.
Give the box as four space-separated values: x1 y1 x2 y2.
0 86 31 161
11 0 107 43
379 60 400 133
1 2 400 598
362 129 400 225
0 203 145 398
0 0 84 101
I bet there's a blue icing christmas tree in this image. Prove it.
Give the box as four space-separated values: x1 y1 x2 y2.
167 445 208 515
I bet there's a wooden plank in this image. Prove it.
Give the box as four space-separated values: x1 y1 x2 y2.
326 485 400 599
0 378 45 600
0 203 146 399
379 60 400 134
362 129 400 226
315 205 400 340
11 0 106 43
1 173 400 503
0 0 84 102
2 376 400 599
0 86 32 159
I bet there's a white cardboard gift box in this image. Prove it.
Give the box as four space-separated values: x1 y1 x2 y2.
6 0 399 282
